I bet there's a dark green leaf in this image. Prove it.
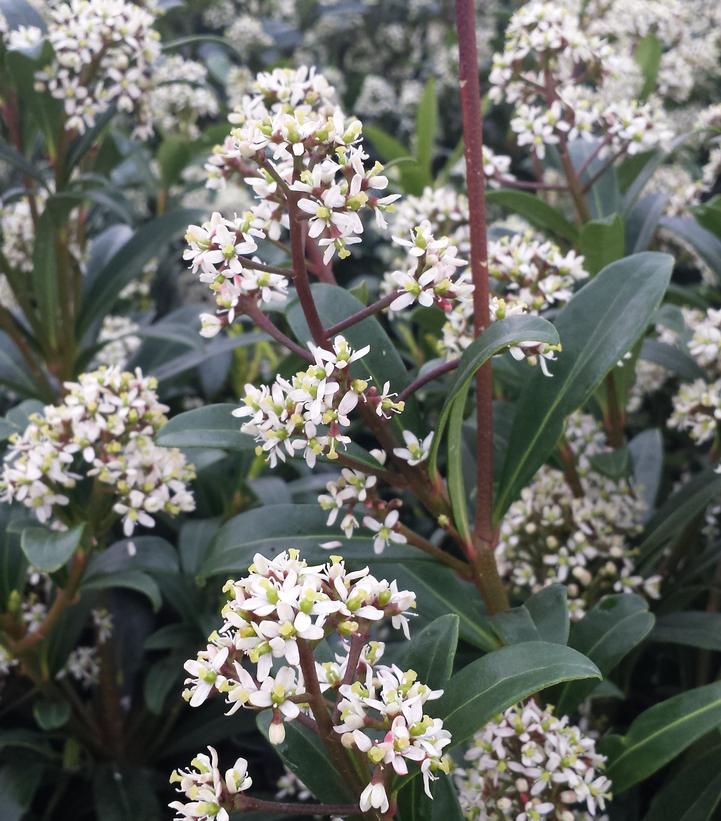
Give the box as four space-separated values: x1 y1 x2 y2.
660 216 721 283
201 504 418 578
589 446 630 480
557 593 654 714
640 338 706 381
93 764 161 821
398 772 463 821
651 612 721 651
154 332 268 383
84 536 178 577
606 680 721 792
487 189 579 243
364 124 428 195
82 570 162 612
437 641 600 749
403 614 459 690
256 713 353 803
524 584 570 644
626 192 668 253
428 315 560 474
144 656 182 714
0 141 48 186
447 387 472 541
156 404 255 451
635 34 662 99
77 209 201 334
416 77 438 173
157 136 195 188
20 524 83 573
495 252 672 520
33 699 70 730
642 743 721 821
629 428 663 518
579 214 625 275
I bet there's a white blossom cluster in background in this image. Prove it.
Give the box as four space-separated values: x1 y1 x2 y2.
34 0 162 137
497 413 659 618
1 195 43 274
174 550 451 817
489 0 673 162
0 367 195 535
455 700 612 820
93 315 142 369
234 334 404 468
669 308 721 446
148 55 219 138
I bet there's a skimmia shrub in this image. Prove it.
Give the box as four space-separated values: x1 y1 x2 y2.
1 0 721 819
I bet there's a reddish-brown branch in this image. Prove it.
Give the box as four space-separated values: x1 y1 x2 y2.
242 298 313 362
397 359 460 402
325 292 400 337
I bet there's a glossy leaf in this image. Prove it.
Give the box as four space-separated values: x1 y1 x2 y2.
486 189 579 243
629 428 663 518
557 593 654 714
20 524 84 573
256 713 352 803
416 77 437 173
495 252 672 521
437 642 600 748
77 209 202 335
428 315 559 475
579 214 625 275
640 338 705 382
642 743 721 821
660 216 721 283
606 680 721 792
153 331 268 383
397 772 463 821
403 614 459 690
156 404 255 451
651 612 721 651
385 562 499 652
32 699 70 731
524 584 570 644
635 33 662 99
82 570 162 612
201 504 418 578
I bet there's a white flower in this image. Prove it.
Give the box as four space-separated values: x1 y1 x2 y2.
360 781 389 814
363 510 408 555
393 431 433 466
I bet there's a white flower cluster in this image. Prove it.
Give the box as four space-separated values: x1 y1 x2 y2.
391 186 471 253
148 55 219 138
35 0 161 136
497 413 657 618
184 211 287 338
93 315 141 369
170 746 252 821
234 335 403 468
177 550 449 815
387 221 470 312
204 65 398 249
0 367 195 535
455 701 612 820
669 308 721 445
489 0 672 161
1 195 44 274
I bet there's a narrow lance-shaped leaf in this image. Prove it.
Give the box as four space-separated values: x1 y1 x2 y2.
494 252 672 521
605 680 721 792
156 404 255 451
437 641 600 749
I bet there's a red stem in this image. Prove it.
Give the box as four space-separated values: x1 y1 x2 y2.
325 291 400 336
397 359 460 401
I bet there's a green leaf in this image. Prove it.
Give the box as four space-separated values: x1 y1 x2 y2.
486 189 579 243
385 561 499 652
651 612 721 651
144 656 182 714
77 209 201 335
256 713 353 803
556 593 654 714
490 607 540 645
33 699 71 730
635 33 663 100
642 743 721 821
579 214 625 275
437 642 600 749
201 504 416 578
415 77 438 173
637 469 721 568
428 315 560 475
364 124 429 195
157 136 195 188
447 388 472 542
640 338 706 381
494 252 672 521
626 192 668 253
397 772 463 821
606 681 721 792
156 404 255 451
629 428 663 517
403 614 459 690
92 764 161 821
84 536 178 577
82 570 162 612
524 584 570 644
286 283 421 429
0 141 48 187
154 331 268 383
31 210 61 348
660 216 721 284
20 524 84 573
588 446 630 480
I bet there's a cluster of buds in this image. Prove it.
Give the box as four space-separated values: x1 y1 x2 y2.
0 367 195 535
489 0 672 161
455 700 612 820
497 413 659 618
234 335 402 468
35 0 161 137
175 550 450 817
